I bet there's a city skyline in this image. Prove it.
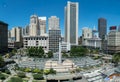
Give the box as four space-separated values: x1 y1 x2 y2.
1 0 120 36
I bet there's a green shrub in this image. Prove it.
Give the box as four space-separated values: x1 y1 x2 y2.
33 74 44 80
9 77 23 82
17 72 26 78
24 68 31 72
19 67 25 71
43 70 50 75
32 68 40 73
5 69 11 74
49 68 56 75
0 73 6 80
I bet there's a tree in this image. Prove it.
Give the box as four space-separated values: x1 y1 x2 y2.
49 68 56 75
26 47 45 58
62 52 68 58
47 51 53 58
0 55 5 67
38 47 44 58
70 46 88 57
11 48 17 56
112 52 120 66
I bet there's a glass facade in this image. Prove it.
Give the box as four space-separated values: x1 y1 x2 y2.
0 22 8 53
98 18 107 39
70 4 76 43
49 29 61 53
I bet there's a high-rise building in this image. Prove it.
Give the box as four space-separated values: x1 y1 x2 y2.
29 15 47 36
22 25 29 36
39 17 46 35
48 16 59 30
21 28 25 36
16 27 22 42
10 27 22 42
0 21 8 53
107 26 120 54
118 25 120 32
65 1 79 45
29 15 39 36
11 28 16 41
48 16 61 52
25 25 29 35
98 18 107 39
8 30 11 38
9 27 22 48
49 29 61 53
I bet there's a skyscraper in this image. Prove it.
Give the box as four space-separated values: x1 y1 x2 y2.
9 27 23 48
49 29 61 53
48 16 61 52
29 15 47 36
65 1 79 45
22 25 29 36
10 27 22 42
29 15 39 36
15 27 22 42
108 26 120 54
98 18 107 39
8 30 11 38
39 17 46 35
48 16 59 30
0 21 8 53
10 27 16 41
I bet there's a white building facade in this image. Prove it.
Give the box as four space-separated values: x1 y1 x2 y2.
82 27 101 48
108 29 120 53
29 15 39 36
23 35 49 53
29 15 47 36
82 27 92 46
39 17 46 35
48 16 59 30
61 42 71 52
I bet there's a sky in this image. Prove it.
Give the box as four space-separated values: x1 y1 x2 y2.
0 0 120 36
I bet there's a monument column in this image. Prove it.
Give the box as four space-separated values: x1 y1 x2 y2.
58 38 62 64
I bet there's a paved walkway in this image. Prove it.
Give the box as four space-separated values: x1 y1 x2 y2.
26 73 33 82
4 65 17 82
3 75 13 82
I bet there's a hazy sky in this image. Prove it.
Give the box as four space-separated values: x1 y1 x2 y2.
1 0 120 36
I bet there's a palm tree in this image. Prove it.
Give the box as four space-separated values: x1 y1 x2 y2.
112 52 120 66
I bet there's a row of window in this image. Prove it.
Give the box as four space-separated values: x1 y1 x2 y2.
24 37 47 40
24 46 47 49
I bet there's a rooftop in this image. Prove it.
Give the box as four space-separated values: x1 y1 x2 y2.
0 21 8 26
